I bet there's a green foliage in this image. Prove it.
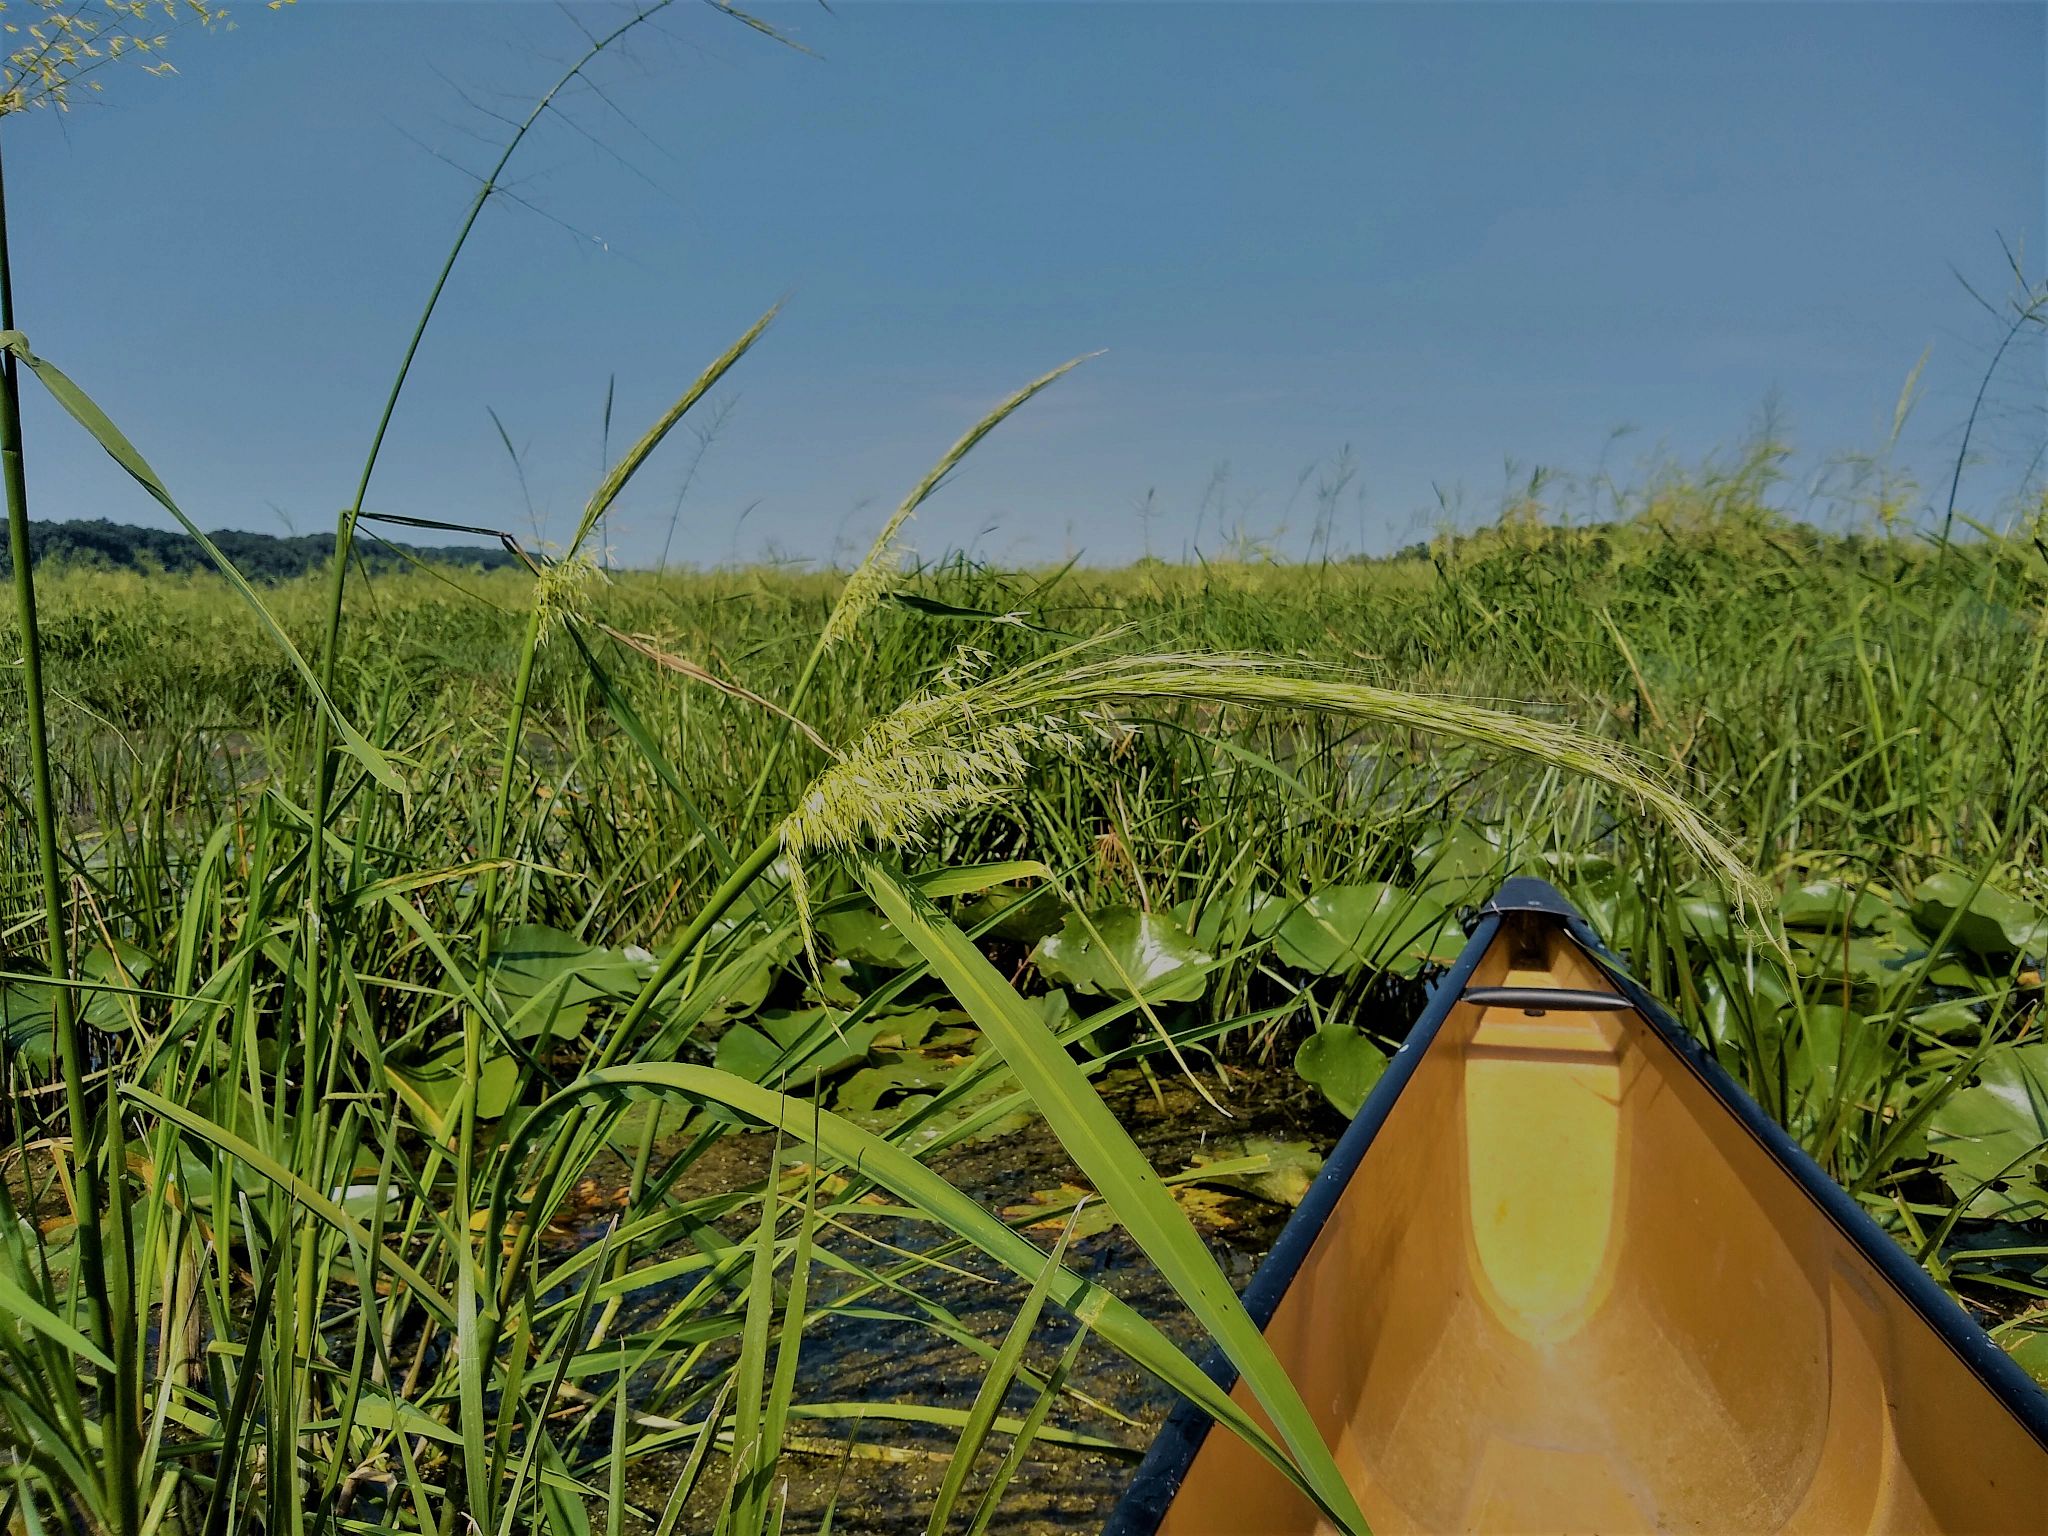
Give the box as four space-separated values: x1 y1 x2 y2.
1293 1024 1390 1118
1929 1045 2048 1220
1032 907 1214 1002
0 516 521 580
1261 884 1463 978
7 492 2048 1532
1912 874 2048 958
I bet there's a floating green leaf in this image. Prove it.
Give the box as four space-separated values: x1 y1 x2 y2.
1912 874 2048 958
2006 1326 2048 1389
1787 1005 1883 1111
1184 1138 1325 1207
1264 884 1457 977
1172 885 1269 955
1787 930 1924 988
1927 1043 2048 1219
713 1008 883 1090
688 922 799 1023
1908 1001 1983 1039
1675 893 1735 944
835 1059 958 1117
75 939 154 1032
1294 1023 1388 1118
1031 907 1213 1003
0 982 54 1068
1698 967 1791 1063
488 924 641 1041
386 1041 521 1134
1778 880 1897 932
956 884 1065 944
816 906 920 968
1411 820 1508 906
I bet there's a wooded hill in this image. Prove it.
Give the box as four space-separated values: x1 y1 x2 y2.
1 518 523 579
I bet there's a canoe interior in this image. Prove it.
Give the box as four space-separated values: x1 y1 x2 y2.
1154 912 2048 1534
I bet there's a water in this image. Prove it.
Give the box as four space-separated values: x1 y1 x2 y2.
618 1065 1344 1534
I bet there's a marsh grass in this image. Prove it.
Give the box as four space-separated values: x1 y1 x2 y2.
5 463 2047 1533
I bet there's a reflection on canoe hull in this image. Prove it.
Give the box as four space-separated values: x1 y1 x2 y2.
1106 878 2048 1535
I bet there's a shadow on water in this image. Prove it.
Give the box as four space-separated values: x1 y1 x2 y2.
620 1066 1347 1534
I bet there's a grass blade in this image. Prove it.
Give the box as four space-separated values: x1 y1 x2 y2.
857 857 1367 1532
502 1065 1347 1523
924 1201 1082 1535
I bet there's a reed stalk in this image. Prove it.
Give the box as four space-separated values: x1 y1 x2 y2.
0 128 140 1536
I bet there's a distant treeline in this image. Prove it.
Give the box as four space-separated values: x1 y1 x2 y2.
1 518 524 580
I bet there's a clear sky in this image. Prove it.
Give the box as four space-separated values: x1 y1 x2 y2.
7 1 2044 566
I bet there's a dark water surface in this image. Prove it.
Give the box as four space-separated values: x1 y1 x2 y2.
623 1066 1345 1534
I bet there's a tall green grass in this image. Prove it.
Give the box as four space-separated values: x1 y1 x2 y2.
4 473 2046 1532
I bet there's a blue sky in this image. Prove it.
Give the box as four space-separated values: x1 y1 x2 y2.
8 1 2044 566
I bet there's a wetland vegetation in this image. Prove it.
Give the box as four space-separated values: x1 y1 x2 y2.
2 3 2045 1532
6 484 2048 1532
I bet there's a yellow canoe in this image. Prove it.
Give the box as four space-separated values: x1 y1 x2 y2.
1107 878 2048 1534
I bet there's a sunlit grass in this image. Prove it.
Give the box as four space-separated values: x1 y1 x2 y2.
3 473 2046 1531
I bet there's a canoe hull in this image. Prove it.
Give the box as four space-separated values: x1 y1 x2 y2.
1107 879 2048 1535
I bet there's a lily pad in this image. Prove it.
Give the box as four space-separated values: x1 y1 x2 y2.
1003 1183 1122 1238
1003 1179 1248 1236
488 924 640 1040
1787 1005 1883 1111
385 1043 521 1136
1778 880 1897 932
868 1006 951 1052
0 942 154 1058
1263 884 1457 977
806 958 862 1007
713 1008 883 1089
1031 907 1212 1003
1911 875 2048 958
79 939 154 1031
1925 955 1988 990
690 924 798 1023
1172 885 1268 955
1294 1022 1388 1118
1788 930 1925 988
1698 965 1791 1060
0 981 55 1068
1676 894 1735 944
1908 1001 1983 1039
956 885 1064 944
1411 821 1508 906
1927 1042 2048 1219
816 906 920 969
2006 1327 2048 1389
1184 1138 1324 1207
835 1058 959 1116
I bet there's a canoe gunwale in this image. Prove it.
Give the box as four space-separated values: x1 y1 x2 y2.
1100 877 2048 1536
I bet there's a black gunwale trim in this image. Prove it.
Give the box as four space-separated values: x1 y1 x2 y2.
1102 879 2048 1536
1101 911 1504 1536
